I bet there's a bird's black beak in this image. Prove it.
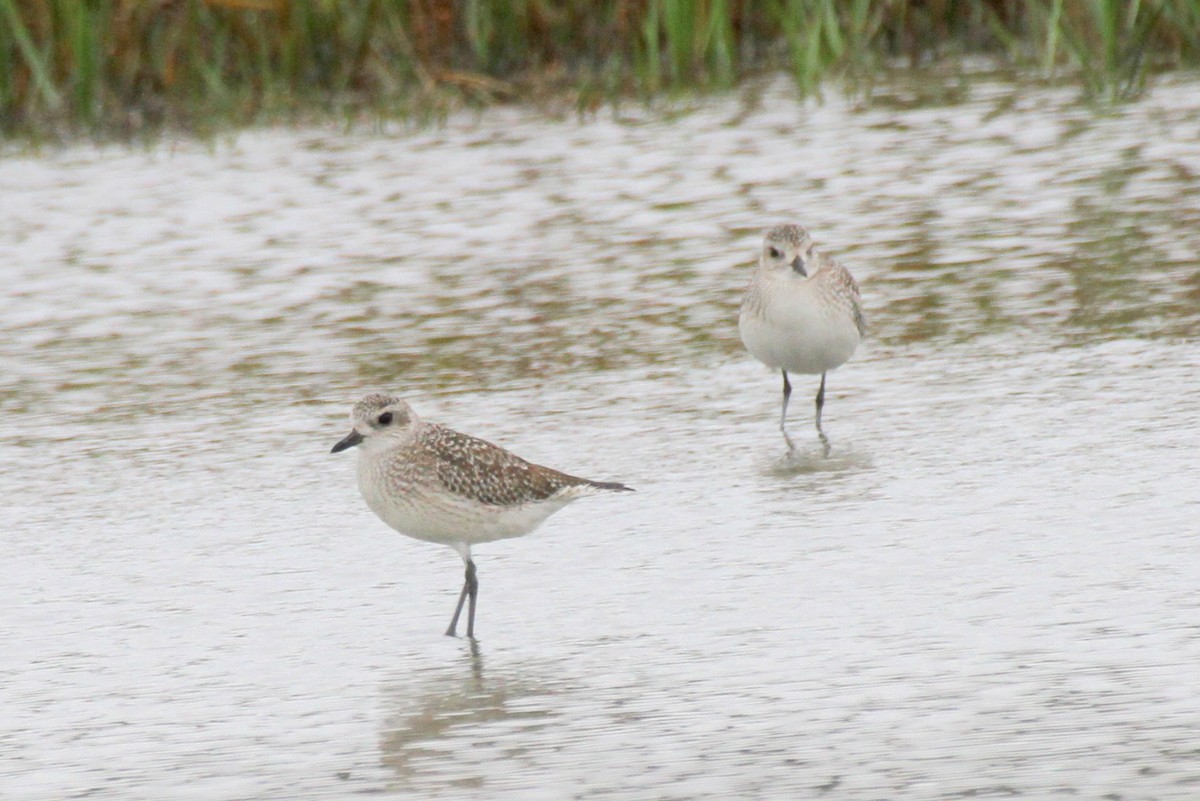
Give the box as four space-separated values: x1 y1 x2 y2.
331 429 364 453
790 255 807 276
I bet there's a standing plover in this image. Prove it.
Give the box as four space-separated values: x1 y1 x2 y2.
331 393 633 639
739 224 865 454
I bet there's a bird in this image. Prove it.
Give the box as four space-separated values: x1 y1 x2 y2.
331 393 633 639
738 224 865 455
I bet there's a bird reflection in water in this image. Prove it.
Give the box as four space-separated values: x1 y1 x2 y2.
379 641 562 791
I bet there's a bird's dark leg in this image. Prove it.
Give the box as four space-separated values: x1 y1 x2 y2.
445 558 479 638
815 371 830 457
465 559 478 639
446 582 468 638
780 370 796 451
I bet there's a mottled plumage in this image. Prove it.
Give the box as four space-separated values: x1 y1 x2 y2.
739 224 864 454
331 393 632 638
419 424 600 507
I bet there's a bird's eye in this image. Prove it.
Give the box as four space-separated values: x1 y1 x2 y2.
768 246 782 259
378 412 393 426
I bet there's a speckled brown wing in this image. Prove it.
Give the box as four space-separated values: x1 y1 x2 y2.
419 424 589 507
821 255 866 338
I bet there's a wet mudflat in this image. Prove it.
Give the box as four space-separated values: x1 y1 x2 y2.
2 77 1199 799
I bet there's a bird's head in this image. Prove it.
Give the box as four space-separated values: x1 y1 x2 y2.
331 393 419 454
759 224 815 278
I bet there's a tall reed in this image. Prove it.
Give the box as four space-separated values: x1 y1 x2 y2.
2 0 1199 138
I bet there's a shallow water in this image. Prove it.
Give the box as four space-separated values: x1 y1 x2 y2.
2 77 1199 800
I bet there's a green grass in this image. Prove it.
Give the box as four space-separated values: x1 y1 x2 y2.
3 0 1200 139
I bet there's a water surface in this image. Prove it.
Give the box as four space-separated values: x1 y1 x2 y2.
2 77 1199 799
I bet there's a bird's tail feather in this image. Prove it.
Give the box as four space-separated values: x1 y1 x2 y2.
588 479 634 493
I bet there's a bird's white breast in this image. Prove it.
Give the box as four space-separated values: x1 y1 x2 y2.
739 273 861 375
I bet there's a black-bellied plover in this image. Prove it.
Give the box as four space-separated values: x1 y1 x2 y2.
331 393 633 639
739 224 865 455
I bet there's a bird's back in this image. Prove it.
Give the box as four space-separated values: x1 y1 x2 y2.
418 423 622 507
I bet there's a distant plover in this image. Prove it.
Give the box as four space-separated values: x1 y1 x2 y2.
739 224 865 454
331 393 633 639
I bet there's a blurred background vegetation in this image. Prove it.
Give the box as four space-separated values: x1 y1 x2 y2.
3 0 1200 139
